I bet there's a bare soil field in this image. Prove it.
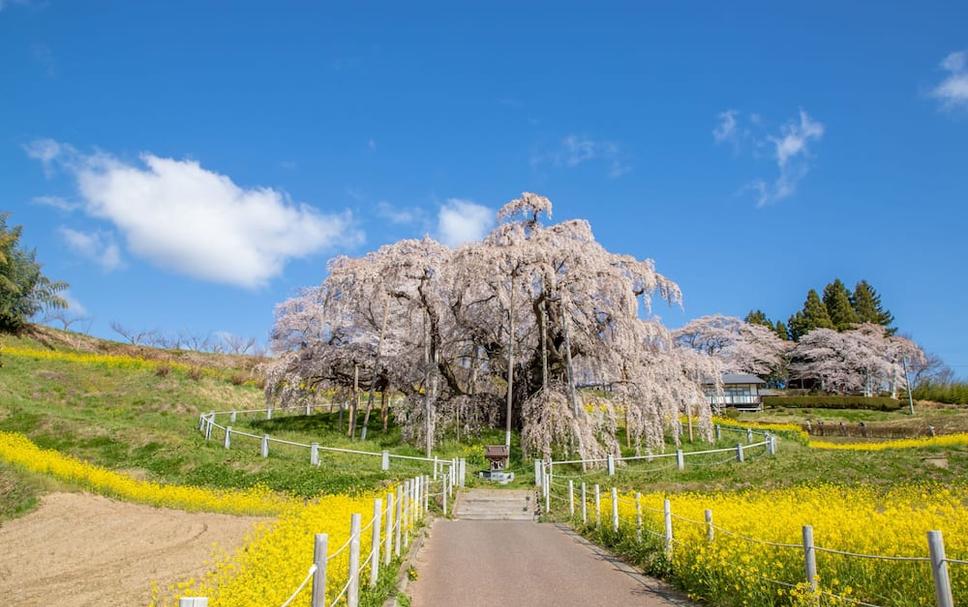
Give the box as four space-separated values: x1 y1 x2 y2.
0 492 266 606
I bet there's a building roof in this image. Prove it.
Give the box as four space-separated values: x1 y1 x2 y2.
721 373 766 385
701 372 767 385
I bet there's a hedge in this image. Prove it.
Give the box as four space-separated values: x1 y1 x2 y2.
762 395 903 411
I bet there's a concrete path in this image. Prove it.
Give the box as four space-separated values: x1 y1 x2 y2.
410 517 695 607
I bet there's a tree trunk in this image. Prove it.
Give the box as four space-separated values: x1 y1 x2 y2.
381 390 389 432
540 301 548 390
348 364 359 438
361 299 390 441
505 275 515 449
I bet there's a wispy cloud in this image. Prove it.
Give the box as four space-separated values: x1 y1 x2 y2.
436 199 494 247
59 227 123 271
714 109 825 207
532 134 630 178
376 201 425 225
32 195 79 211
930 50 968 110
29 140 363 288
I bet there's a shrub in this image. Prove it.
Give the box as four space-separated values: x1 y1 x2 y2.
763 395 902 411
229 372 247 386
913 381 968 405
155 364 172 377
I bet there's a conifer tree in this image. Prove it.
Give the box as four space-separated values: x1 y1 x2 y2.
851 280 894 330
788 289 834 340
823 278 859 330
744 309 773 330
774 320 789 341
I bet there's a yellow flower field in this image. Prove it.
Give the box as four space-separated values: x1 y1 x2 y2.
163 488 398 606
809 432 968 451
0 431 294 515
590 484 968 606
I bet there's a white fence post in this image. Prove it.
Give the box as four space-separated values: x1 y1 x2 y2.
348 513 361 607
223 427 231 449
611 487 619 532
581 482 588 525
311 442 319 466
305 403 312 416
433 456 438 480
381 450 390 471
769 435 778 455
635 492 642 540
928 530 955 607
663 499 673 558
705 509 714 542
443 473 449 516
179 599 208 606
802 525 817 591
544 472 550 513
311 533 328 607
607 454 615 476
267 407 273 420
402 480 410 548
230 410 237 423
715 424 721 441
535 460 543 486
261 435 269 458
370 498 382 588
394 485 403 557
423 475 430 513
676 449 685 471
594 484 601 526
568 480 575 518
736 443 745 463
384 491 394 567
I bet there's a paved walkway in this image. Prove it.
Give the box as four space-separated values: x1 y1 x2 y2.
410 518 694 607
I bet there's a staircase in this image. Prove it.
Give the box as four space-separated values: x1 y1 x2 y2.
454 489 535 521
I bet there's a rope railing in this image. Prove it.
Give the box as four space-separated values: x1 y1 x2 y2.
547 479 961 607
179 473 448 607
197 410 462 476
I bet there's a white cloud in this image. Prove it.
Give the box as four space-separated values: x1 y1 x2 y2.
376 201 424 225
532 134 630 178
32 195 79 211
61 291 87 316
930 50 968 110
715 109 825 207
24 138 72 176
59 227 122 271
713 110 739 143
30 141 362 288
436 199 494 247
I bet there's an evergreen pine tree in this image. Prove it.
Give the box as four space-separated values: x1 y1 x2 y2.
744 309 773 330
774 320 789 341
822 278 859 330
851 280 895 330
788 289 834 340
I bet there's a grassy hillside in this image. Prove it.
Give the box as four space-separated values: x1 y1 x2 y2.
3 325 968 523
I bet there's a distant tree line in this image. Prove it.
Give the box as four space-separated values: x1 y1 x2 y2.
744 279 894 341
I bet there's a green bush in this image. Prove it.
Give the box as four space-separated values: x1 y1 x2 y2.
763 395 903 411
913 382 968 405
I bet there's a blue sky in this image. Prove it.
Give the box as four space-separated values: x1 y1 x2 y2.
2 2 967 370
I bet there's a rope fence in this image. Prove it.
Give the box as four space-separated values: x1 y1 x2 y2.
178 472 452 607
197 408 464 480
543 478 962 607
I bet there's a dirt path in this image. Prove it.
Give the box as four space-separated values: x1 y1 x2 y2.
0 492 265 606
410 518 695 606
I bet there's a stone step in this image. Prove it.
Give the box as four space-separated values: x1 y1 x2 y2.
454 489 535 520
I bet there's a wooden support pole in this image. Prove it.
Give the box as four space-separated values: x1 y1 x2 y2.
581 482 588 525
705 509 714 542
736 443 744 463
594 484 601 526
928 530 954 607
676 449 685 471
261 435 269 458
635 492 642 541
568 480 575 518
223 427 231 449
394 485 402 557
311 442 319 466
